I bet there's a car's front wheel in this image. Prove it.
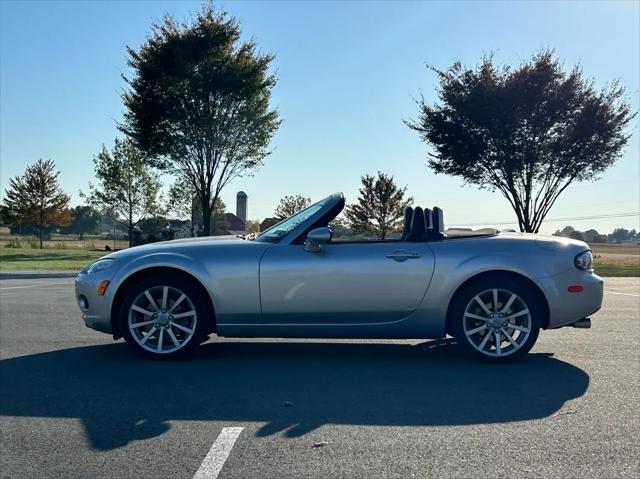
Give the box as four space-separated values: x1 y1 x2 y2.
451 277 541 362
119 276 209 358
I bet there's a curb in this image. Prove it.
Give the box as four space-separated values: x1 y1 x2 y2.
0 271 78 279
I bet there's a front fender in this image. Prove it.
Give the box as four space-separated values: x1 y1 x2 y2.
109 252 213 297
105 252 216 336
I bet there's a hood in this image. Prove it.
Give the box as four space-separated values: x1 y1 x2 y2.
104 235 250 260
163 234 239 245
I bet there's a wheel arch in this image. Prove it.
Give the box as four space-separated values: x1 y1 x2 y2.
110 266 216 340
444 270 550 336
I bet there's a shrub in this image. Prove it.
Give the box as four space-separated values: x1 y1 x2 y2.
6 237 23 248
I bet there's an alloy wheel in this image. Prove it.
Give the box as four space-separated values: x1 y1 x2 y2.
127 285 198 354
462 288 532 358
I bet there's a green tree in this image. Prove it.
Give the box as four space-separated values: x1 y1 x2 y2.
121 5 280 235
407 50 635 233
86 138 162 247
328 214 353 240
167 176 198 236
582 229 608 244
166 176 230 236
62 206 102 240
210 199 229 235
274 195 311 220
345 172 413 240
610 227 631 243
167 177 195 221
569 230 585 241
553 226 575 238
138 215 169 241
1 159 70 248
245 219 260 234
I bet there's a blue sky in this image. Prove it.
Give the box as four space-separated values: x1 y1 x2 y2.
1 0 638 233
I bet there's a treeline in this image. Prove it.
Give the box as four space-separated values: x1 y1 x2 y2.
2 157 636 248
0 151 233 248
0 163 415 247
553 226 638 244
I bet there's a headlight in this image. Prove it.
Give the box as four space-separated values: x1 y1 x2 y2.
84 258 116 274
574 250 593 272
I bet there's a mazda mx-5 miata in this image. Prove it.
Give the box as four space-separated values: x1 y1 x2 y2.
75 193 603 362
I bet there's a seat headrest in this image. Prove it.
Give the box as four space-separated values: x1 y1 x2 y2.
406 206 426 242
433 206 444 237
424 208 433 230
400 207 413 241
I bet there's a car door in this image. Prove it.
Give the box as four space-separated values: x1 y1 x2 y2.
259 241 435 324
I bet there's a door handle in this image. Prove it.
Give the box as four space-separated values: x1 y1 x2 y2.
386 250 421 262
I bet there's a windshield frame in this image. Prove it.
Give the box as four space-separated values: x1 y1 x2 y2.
254 193 344 244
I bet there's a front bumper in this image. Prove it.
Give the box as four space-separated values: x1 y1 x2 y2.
75 274 114 334
536 269 604 329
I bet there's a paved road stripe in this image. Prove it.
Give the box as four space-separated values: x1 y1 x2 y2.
0 281 73 291
607 291 640 298
193 427 244 479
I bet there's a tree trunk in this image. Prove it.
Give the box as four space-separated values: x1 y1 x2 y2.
509 201 530 233
522 217 535 233
201 197 211 237
211 194 221 236
127 203 133 248
39 208 44 249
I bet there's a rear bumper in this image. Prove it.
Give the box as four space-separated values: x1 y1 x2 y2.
535 269 603 329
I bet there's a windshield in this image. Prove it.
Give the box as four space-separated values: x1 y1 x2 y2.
256 196 331 242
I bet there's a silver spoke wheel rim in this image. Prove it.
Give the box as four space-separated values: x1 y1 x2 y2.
462 288 531 357
128 286 197 354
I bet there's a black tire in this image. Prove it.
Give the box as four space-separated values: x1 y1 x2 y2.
451 275 541 363
119 275 211 359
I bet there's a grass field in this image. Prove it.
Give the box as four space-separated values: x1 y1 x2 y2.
0 247 107 271
591 243 640 277
0 241 638 275
0 234 127 271
0 236 129 251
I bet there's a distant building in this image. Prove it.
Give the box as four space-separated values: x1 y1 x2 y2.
183 190 251 236
225 191 248 235
260 217 279 232
224 212 246 235
236 191 247 226
171 220 193 239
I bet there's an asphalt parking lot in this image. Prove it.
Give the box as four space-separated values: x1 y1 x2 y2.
0 276 638 479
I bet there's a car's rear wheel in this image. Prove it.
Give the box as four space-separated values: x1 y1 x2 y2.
451 277 541 362
119 276 209 359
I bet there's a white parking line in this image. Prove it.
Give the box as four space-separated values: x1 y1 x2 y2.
193 427 244 479
0 281 73 291
607 291 640 298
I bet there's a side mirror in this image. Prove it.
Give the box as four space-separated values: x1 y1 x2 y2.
304 227 332 253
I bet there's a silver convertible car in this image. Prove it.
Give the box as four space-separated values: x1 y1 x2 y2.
75 193 603 362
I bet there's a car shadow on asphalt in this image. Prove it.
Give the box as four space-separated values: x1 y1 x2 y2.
0 340 589 450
